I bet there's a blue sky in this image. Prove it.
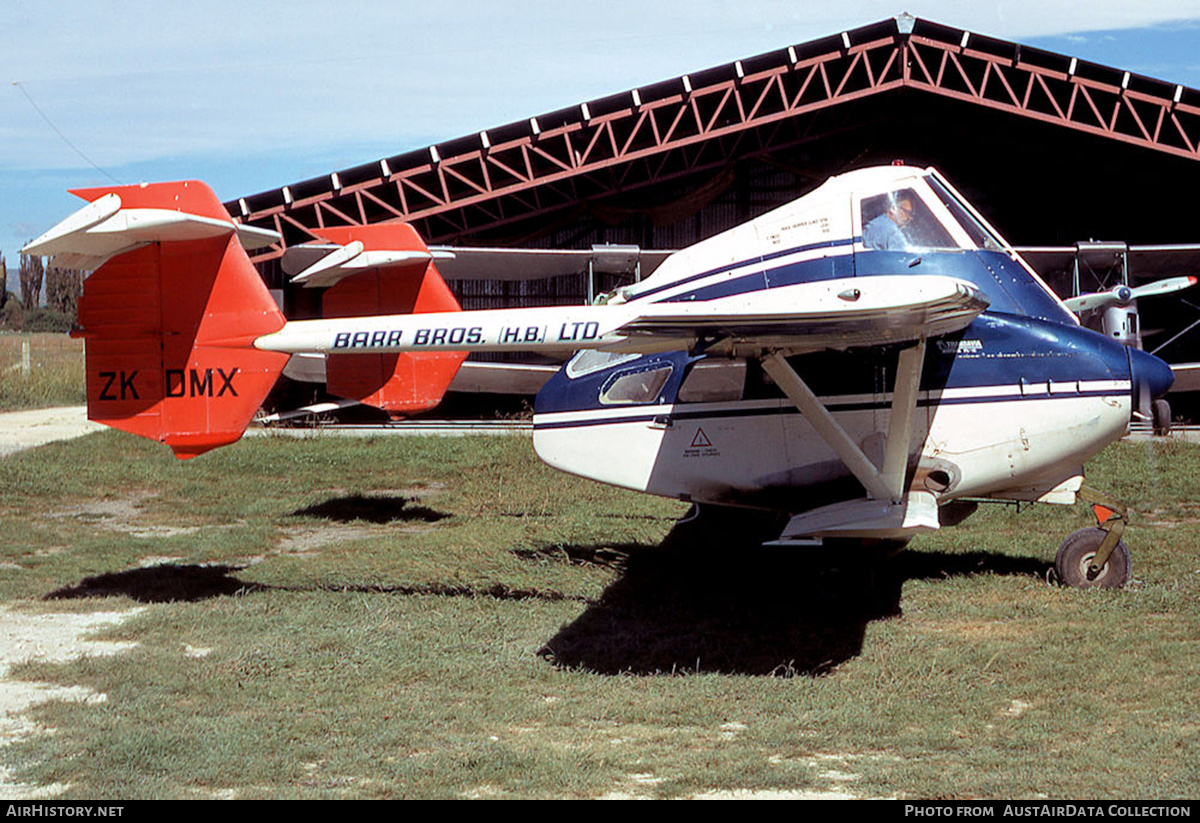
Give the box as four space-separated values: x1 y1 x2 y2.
5 1 1200 270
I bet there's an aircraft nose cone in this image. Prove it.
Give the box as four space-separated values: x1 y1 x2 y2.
1129 347 1174 401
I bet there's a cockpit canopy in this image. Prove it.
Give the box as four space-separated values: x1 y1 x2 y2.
859 175 1006 254
624 165 1074 326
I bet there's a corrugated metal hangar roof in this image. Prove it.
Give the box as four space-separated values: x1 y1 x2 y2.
228 14 1200 256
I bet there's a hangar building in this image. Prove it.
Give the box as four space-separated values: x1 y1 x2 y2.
224 14 1200 415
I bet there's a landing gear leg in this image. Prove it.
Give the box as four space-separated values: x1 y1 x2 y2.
1053 487 1131 589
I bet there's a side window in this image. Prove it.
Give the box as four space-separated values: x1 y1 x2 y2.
566 349 640 378
678 359 746 403
600 366 672 405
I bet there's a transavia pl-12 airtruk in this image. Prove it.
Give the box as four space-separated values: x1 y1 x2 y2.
23 165 1176 588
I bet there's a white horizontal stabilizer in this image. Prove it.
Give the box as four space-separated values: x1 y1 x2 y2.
288 246 452 288
283 243 456 288
21 194 279 270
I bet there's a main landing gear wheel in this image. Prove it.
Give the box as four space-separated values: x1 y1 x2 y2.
1054 527 1131 589
1152 398 1172 436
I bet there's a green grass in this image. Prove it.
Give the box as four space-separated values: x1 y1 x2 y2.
0 332 85 410
0 431 1197 798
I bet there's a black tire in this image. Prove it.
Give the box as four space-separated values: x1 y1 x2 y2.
1152 398 1171 436
1054 527 1131 589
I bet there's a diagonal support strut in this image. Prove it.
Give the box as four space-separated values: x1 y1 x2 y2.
760 339 926 503
881 339 926 499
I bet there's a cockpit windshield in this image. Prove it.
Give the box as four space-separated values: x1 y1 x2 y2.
860 177 1010 254
925 176 1006 252
857 171 1076 325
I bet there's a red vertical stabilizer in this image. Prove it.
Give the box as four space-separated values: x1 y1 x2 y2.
72 182 289 458
317 225 466 417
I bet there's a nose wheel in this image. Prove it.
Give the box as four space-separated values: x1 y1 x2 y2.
1053 488 1131 589
1054 527 1131 588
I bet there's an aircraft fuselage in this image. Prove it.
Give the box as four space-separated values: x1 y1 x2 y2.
532 167 1173 520
534 311 1147 512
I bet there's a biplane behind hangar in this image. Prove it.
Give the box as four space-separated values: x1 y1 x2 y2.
23 164 1176 588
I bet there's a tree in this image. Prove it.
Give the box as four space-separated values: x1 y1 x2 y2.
45 264 84 319
0 251 7 310
19 253 43 309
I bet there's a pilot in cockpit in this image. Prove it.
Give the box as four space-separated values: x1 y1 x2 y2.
863 193 915 251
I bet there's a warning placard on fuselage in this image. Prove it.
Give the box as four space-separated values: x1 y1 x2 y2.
683 427 720 458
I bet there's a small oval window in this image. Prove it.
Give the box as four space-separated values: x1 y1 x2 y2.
600 366 672 405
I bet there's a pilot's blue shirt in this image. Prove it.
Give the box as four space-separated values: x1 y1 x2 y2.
863 213 909 250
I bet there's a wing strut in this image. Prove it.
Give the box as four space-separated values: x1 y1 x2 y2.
760 338 927 504
882 340 927 499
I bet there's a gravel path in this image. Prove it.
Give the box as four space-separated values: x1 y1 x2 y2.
0 608 142 798
0 407 102 458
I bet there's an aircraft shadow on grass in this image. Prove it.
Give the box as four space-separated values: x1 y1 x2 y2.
43 504 1047 676
291 493 449 525
533 508 1049 677
44 563 263 603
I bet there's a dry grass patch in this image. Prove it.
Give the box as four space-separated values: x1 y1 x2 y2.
1139 503 1200 527
275 524 389 556
0 334 85 411
911 618 1038 642
48 492 241 539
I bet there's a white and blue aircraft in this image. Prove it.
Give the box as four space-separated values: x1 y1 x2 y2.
24 165 1174 589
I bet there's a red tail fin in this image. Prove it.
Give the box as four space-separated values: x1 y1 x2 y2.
71 182 289 458
317 225 466 417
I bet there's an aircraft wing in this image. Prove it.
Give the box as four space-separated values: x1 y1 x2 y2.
282 242 675 289
1170 362 1200 393
619 275 987 352
255 274 989 357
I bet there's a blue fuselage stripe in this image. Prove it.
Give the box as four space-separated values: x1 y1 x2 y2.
532 388 1125 430
629 238 856 302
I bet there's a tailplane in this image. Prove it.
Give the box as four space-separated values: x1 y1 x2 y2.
24 181 289 459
